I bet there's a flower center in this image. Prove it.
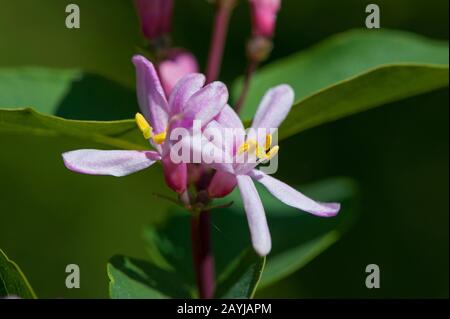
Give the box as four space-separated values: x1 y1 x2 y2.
135 113 167 145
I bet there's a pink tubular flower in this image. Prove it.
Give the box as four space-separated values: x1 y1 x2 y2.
158 50 199 96
249 0 281 38
62 55 228 194
134 0 174 40
204 85 340 256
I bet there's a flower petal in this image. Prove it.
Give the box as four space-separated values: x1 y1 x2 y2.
62 150 160 177
215 105 246 155
183 81 228 127
251 84 294 130
250 170 340 217
132 55 169 133
236 174 272 256
160 51 200 97
168 73 205 115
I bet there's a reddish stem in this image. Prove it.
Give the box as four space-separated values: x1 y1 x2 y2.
205 0 236 83
191 210 215 299
234 60 258 114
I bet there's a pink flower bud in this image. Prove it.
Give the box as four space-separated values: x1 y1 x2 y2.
161 155 187 194
249 0 281 38
134 0 174 40
208 171 237 198
158 50 199 96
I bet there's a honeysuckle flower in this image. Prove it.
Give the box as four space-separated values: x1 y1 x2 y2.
134 0 174 40
204 85 341 256
158 49 199 96
62 55 228 194
249 0 281 38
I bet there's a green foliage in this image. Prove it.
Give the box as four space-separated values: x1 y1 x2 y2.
0 68 139 121
0 108 143 150
234 30 449 137
278 64 448 140
215 249 265 299
108 255 191 299
0 249 36 299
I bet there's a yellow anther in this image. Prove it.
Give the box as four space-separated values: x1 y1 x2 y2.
265 134 272 151
152 131 167 145
237 140 258 155
266 145 279 160
237 143 249 155
135 113 153 140
256 145 269 159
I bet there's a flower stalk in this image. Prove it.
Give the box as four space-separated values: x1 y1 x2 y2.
234 59 258 114
191 209 215 299
205 0 236 83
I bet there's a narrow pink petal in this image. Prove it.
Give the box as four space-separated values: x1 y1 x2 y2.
250 170 341 217
251 84 294 130
215 105 246 155
237 174 272 256
168 73 205 115
62 150 160 177
208 170 237 198
132 55 169 133
184 81 228 127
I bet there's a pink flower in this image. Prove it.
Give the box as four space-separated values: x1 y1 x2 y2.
249 0 281 38
158 50 199 96
134 0 174 40
62 55 228 194
202 85 340 256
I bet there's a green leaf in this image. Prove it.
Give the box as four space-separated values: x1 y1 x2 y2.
108 255 192 299
278 64 448 141
215 249 265 299
0 68 139 120
0 249 37 299
234 29 449 139
143 177 358 292
0 108 144 150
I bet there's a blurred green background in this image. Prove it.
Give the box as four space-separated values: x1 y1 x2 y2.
0 0 448 298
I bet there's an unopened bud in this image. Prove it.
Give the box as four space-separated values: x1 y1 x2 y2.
249 0 281 38
158 49 199 96
134 0 174 41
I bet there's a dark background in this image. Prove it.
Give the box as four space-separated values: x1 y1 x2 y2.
0 0 448 298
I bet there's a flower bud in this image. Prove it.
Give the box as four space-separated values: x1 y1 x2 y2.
134 0 174 41
207 171 237 198
249 0 281 38
158 49 199 96
161 155 187 194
